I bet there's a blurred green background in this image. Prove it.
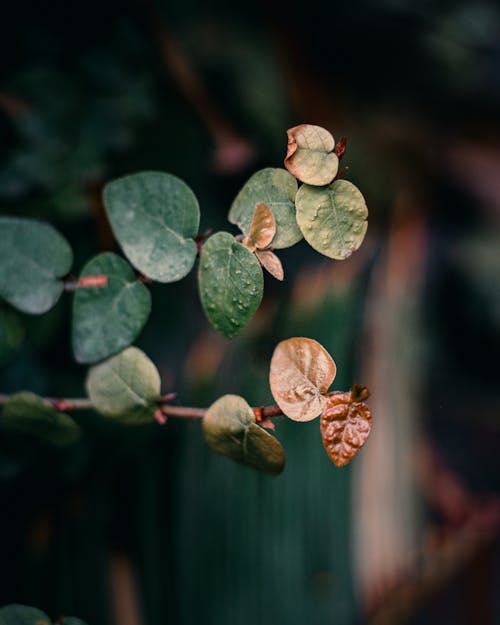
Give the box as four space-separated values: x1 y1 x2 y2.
1 1 499 624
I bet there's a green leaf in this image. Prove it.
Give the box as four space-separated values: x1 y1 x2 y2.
295 180 368 259
0 217 73 314
198 232 263 338
86 347 161 424
228 168 301 249
203 395 285 475
103 171 200 283
0 604 51 625
72 252 151 364
1 393 81 446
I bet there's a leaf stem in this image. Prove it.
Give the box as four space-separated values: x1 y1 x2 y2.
63 275 108 291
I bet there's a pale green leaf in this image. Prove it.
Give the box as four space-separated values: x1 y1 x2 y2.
103 171 200 283
0 604 51 625
0 217 73 314
295 180 368 259
284 124 339 186
198 232 263 338
72 252 151 364
203 394 285 475
2 393 81 446
86 347 161 424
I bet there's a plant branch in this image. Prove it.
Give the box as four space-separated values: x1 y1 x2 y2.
0 395 94 411
0 393 284 421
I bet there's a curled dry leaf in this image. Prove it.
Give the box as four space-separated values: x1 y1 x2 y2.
269 337 337 421
243 203 276 252
320 386 372 467
228 168 301 249
285 124 339 186
255 249 284 281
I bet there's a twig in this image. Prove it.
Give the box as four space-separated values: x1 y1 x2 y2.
63 275 108 292
0 393 284 421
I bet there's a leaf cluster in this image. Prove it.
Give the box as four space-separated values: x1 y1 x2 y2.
0 125 368 359
0 124 373 475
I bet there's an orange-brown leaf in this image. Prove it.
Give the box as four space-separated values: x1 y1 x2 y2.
269 337 337 421
243 203 276 252
320 386 372 467
255 249 284 281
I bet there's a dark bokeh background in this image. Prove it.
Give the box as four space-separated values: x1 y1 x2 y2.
1 1 499 624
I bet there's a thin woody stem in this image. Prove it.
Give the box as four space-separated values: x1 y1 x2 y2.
0 393 284 421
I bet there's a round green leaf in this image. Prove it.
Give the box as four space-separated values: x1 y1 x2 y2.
295 180 368 259
284 124 339 186
198 232 263 338
72 252 151 364
0 217 73 314
103 171 200 283
203 395 285 475
2 393 81 446
0 604 51 625
228 168 301 249
86 347 161 424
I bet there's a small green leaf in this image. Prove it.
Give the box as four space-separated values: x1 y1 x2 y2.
0 217 73 314
295 180 368 259
103 171 200 283
72 252 151 364
0 604 51 625
198 232 263 338
2 393 81 446
203 395 285 475
86 347 161 424
228 168 301 249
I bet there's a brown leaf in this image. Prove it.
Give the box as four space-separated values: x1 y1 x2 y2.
255 249 284 281
320 386 372 467
243 202 276 252
269 337 337 421
284 124 339 186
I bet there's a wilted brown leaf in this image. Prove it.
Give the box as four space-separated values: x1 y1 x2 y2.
320 386 372 467
284 124 339 186
255 249 284 281
243 203 276 252
269 337 337 421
